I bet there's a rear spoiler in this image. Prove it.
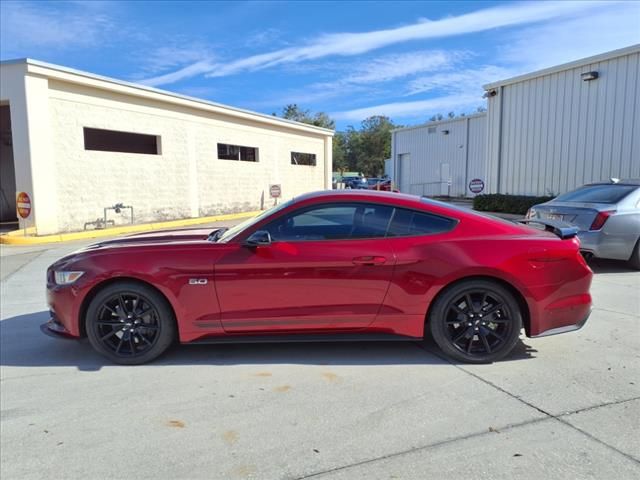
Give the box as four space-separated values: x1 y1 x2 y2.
517 219 579 240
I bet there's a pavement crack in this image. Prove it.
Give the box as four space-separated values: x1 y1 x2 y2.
292 347 640 480
290 416 552 480
414 343 640 467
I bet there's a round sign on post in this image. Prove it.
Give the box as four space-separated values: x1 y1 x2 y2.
269 184 282 199
16 192 32 219
468 179 485 194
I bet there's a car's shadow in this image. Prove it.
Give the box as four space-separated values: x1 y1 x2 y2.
589 258 638 274
0 311 538 371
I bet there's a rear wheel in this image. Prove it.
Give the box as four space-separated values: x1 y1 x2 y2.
85 282 176 365
428 280 522 363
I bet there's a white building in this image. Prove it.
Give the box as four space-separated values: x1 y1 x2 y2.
0 59 333 234
392 44 640 198
391 114 486 197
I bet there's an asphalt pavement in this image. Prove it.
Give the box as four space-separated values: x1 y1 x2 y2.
1 221 639 480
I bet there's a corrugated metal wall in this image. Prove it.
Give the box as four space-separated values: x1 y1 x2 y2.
486 46 640 196
392 114 487 197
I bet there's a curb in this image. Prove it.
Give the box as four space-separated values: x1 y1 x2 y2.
0 211 260 246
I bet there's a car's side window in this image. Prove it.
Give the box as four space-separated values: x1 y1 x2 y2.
264 203 393 242
387 208 456 237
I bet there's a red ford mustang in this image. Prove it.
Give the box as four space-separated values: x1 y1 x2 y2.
44 190 592 365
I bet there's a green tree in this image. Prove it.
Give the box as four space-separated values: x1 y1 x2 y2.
353 116 395 176
332 131 348 172
280 104 335 129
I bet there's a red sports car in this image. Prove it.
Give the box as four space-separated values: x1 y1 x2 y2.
44 190 592 365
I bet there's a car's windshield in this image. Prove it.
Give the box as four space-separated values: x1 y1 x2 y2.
216 198 295 243
554 185 637 203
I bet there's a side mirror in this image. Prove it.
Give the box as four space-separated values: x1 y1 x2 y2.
243 230 272 247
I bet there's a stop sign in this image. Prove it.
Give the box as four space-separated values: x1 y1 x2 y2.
16 192 32 219
270 184 282 198
468 179 485 194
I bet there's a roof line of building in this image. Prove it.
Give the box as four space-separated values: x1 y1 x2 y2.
483 43 640 90
0 58 334 136
391 112 486 133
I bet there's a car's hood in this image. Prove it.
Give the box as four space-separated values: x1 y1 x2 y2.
84 227 217 250
49 228 222 271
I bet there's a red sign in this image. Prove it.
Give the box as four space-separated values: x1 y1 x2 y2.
270 184 282 198
468 179 485 194
16 192 32 219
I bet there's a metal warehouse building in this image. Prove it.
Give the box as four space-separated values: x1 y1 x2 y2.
392 44 640 197
391 113 487 197
0 59 333 235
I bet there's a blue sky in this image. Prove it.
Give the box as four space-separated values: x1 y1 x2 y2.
1 1 639 129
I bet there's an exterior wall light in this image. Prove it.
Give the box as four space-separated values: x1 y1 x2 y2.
483 89 497 98
442 130 450 135
581 71 599 81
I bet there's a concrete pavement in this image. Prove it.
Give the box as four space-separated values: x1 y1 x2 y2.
1 227 639 480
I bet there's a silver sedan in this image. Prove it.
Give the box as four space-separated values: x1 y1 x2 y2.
526 180 640 269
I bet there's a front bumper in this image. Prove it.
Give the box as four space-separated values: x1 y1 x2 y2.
40 313 78 340
530 307 591 338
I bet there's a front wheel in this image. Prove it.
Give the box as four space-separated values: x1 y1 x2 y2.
428 280 523 363
85 282 176 365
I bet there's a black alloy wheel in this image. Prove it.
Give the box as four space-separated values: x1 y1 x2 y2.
86 282 176 365
428 280 522 363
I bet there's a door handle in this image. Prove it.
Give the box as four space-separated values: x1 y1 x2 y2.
352 256 387 266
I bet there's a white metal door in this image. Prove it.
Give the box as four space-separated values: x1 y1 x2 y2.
398 153 410 192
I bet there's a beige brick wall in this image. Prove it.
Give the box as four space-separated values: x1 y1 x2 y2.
47 81 328 232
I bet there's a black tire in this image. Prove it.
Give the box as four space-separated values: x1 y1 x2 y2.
85 281 176 365
428 279 523 364
629 239 640 270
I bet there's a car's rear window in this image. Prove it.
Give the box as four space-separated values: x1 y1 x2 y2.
388 209 456 236
555 185 637 203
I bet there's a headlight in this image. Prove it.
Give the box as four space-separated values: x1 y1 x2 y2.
54 271 84 285
526 208 536 219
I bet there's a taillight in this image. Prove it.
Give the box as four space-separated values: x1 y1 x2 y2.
589 210 615 231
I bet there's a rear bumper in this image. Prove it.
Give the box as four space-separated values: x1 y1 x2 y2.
530 306 591 338
578 230 634 261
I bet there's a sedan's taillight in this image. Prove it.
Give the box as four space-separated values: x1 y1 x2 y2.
589 210 615 231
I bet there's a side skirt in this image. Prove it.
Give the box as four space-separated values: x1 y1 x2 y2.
187 333 422 345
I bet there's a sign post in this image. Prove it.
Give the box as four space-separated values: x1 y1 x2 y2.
16 191 32 237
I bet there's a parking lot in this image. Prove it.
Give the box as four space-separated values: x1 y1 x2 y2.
1 222 639 480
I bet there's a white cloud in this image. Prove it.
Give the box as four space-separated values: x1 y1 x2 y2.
252 50 462 109
500 3 640 71
141 1 614 86
331 94 483 121
406 65 517 96
345 50 462 84
332 1 639 123
135 45 217 77
0 1 114 57
136 60 216 86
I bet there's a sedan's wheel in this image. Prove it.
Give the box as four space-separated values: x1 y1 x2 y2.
428 280 522 363
86 282 176 365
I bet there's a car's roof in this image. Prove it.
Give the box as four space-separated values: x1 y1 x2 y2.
294 189 422 205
